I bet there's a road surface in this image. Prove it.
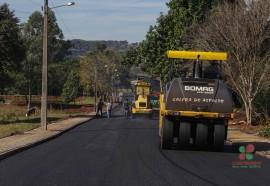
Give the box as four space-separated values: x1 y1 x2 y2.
0 105 269 186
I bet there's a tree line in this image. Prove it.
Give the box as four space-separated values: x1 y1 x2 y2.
0 3 131 105
122 0 270 125
0 3 74 97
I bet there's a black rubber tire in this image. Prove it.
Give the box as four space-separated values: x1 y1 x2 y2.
225 124 228 140
179 122 191 148
213 124 225 151
161 117 173 150
196 123 208 147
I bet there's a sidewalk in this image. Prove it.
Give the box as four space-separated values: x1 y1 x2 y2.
0 114 270 160
0 112 96 160
227 126 270 159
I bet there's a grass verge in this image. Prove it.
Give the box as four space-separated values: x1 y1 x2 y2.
0 103 93 138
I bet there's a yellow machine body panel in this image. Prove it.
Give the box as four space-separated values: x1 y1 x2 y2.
159 93 165 136
167 50 227 61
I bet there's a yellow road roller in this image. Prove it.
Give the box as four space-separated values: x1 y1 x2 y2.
131 81 153 119
159 51 234 151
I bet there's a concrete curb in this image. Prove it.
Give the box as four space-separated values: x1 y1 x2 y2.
255 151 270 159
0 114 96 160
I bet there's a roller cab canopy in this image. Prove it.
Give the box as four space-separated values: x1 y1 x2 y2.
135 82 151 87
134 82 151 96
167 50 227 61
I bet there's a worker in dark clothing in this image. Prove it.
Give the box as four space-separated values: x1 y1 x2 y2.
96 99 104 116
123 99 130 118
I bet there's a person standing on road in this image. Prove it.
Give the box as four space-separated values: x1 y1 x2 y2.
96 99 104 116
106 101 113 118
123 99 130 118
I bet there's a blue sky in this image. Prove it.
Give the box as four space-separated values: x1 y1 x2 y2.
3 0 169 43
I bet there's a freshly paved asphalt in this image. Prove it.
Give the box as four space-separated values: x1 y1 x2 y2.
0 105 270 186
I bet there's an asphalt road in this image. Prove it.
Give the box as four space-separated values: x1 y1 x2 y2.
0 105 270 186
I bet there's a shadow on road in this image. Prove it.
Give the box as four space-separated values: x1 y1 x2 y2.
66 127 158 135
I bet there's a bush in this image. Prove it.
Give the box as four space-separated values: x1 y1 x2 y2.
0 106 22 124
251 113 269 126
259 126 270 137
0 112 19 124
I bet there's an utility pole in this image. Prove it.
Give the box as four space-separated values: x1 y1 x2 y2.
40 1 75 130
94 66 97 112
41 0 48 130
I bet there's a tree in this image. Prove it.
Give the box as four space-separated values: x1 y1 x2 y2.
49 58 80 96
0 3 25 93
80 51 109 97
193 0 270 124
18 10 73 99
253 89 270 119
122 0 218 83
96 43 107 52
17 11 44 107
62 71 82 103
104 49 130 95
121 47 141 68
80 48 128 98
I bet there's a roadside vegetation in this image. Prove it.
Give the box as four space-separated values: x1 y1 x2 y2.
259 126 270 138
0 97 95 138
122 0 270 136
0 0 269 138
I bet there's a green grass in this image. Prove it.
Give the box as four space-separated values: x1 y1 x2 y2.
0 103 90 138
74 97 95 105
0 123 38 138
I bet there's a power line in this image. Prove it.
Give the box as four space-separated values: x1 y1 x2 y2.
57 11 76 40
49 0 75 40
14 10 32 14
11 1 42 18
10 1 42 19
26 0 42 7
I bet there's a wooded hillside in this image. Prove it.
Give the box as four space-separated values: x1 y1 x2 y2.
70 39 139 57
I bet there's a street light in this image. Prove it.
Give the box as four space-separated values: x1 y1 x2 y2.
41 1 75 130
104 65 118 97
112 70 118 97
50 2 75 9
112 74 120 98
68 2 75 6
